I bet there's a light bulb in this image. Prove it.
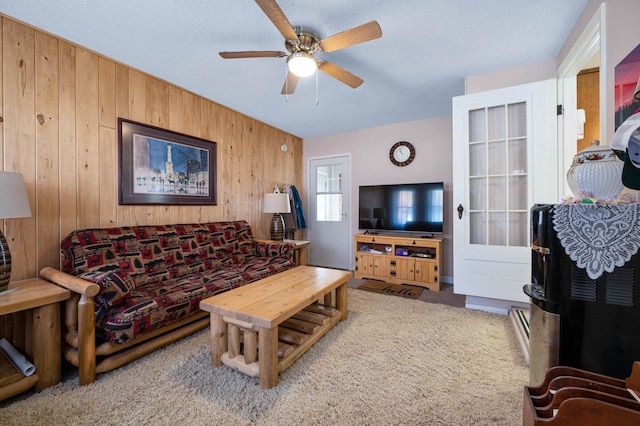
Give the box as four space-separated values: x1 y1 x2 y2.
287 51 317 77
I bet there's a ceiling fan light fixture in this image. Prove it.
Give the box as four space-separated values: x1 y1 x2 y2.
287 51 317 77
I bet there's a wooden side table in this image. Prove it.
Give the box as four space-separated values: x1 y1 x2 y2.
0 278 70 400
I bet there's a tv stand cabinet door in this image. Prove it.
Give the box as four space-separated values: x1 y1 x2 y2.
415 261 440 290
394 258 416 282
357 253 390 280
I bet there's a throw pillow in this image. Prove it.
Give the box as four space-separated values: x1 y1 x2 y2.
79 270 136 307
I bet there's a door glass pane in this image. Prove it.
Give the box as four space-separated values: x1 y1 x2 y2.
469 109 486 142
488 212 507 245
488 141 506 175
469 177 486 210
508 102 526 137
508 138 527 174
467 102 528 247
316 164 343 192
488 176 506 210
508 176 528 210
316 164 343 222
487 106 505 140
316 194 342 221
470 212 486 244
469 143 486 176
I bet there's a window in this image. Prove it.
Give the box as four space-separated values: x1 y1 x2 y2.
316 164 343 222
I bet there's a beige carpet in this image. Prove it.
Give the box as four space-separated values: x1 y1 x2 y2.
0 288 528 425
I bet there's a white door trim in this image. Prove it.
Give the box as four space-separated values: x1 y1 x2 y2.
557 3 606 195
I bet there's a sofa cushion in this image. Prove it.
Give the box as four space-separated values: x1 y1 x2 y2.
235 256 296 281
205 221 255 264
94 255 295 344
95 267 247 344
80 270 136 307
61 221 260 280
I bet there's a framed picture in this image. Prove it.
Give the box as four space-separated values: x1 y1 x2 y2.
118 118 217 205
615 43 640 129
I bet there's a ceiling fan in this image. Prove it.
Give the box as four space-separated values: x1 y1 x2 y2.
219 0 382 95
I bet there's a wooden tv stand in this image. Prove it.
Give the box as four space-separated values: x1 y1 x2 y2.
354 233 442 291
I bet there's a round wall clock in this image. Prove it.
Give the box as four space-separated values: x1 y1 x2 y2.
389 141 415 167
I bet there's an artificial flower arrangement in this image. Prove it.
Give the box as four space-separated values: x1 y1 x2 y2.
561 191 637 204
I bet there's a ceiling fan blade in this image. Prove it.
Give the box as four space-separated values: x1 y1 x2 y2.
255 0 299 41
319 21 382 53
219 51 287 59
281 72 299 95
318 61 363 89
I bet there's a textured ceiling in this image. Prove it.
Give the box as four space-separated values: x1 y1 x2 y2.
1 0 589 139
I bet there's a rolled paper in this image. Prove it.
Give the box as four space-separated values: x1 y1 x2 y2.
0 338 36 376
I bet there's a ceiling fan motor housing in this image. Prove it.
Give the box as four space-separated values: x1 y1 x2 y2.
286 27 321 54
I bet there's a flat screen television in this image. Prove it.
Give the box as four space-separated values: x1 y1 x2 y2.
358 182 444 234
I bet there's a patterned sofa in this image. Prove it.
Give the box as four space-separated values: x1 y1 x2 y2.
40 221 294 385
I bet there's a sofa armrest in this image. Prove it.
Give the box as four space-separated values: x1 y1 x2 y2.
254 241 294 259
40 267 100 297
39 266 99 385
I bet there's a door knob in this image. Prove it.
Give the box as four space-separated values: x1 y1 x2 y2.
457 204 464 220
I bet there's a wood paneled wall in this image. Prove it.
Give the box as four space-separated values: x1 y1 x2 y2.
0 17 303 282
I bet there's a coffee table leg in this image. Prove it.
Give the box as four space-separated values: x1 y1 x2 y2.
258 326 278 389
336 281 348 321
209 313 227 367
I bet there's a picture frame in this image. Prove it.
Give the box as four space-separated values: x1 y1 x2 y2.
118 118 217 205
615 43 640 129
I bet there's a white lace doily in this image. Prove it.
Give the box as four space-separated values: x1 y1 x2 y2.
552 204 640 279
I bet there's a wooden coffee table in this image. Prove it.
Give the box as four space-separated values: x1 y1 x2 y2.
199 266 350 389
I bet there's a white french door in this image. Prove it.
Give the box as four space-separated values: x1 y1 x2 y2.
452 79 558 304
307 155 351 269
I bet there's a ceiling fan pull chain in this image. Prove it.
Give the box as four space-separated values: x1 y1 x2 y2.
285 65 290 102
315 68 319 106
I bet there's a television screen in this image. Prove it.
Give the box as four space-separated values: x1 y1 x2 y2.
358 182 444 234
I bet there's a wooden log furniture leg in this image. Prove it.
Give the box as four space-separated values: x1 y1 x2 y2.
258 326 279 389
244 330 257 364
209 313 227 368
32 302 62 391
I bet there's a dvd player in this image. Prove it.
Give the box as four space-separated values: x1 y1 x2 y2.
412 252 432 258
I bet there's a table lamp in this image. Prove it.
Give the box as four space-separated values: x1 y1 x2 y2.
263 192 291 241
0 172 32 292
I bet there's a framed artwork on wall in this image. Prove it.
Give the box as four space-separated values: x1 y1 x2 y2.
118 118 217 205
615 43 640 129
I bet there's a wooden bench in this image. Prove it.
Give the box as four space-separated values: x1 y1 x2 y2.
199 266 350 389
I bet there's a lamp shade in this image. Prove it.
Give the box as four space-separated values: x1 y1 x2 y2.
263 193 291 214
0 171 31 292
0 172 32 219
